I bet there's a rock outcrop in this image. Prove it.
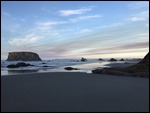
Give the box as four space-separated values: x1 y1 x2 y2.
7 52 42 61
120 58 124 61
7 62 35 68
109 58 117 61
99 58 104 61
64 67 79 70
92 52 149 77
81 57 87 62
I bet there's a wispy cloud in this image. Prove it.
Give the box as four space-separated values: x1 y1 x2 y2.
8 34 42 46
2 12 10 17
129 11 149 22
37 21 66 26
58 7 92 16
80 29 92 33
70 15 101 22
130 17 146 22
128 1 149 10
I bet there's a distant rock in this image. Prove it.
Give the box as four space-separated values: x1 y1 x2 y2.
7 62 34 68
92 52 149 77
7 64 19 68
99 58 104 61
64 67 79 70
42 65 52 67
81 57 87 62
120 58 124 61
7 52 42 61
109 58 117 61
42 63 46 64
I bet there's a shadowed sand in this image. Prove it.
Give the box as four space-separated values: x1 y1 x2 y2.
1 72 149 112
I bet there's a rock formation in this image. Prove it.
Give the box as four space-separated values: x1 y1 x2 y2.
7 52 42 61
99 58 104 61
64 67 79 70
92 52 149 77
7 62 34 68
81 57 87 62
120 58 124 61
109 58 117 61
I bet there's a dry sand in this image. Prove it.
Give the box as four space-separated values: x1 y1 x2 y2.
1 72 149 112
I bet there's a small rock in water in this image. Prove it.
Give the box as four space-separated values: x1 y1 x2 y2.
120 58 124 61
7 62 34 68
109 58 117 61
64 67 79 70
81 57 87 62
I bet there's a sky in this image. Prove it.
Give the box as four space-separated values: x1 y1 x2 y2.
1 1 149 60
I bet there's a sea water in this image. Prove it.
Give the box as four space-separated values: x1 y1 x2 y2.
1 59 138 75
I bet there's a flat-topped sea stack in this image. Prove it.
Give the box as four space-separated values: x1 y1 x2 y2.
7 52 42 61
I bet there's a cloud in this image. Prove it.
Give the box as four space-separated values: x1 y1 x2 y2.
80 29 92 33
8 34 42 46
58 8 92 16
2 12 10 17
70 15 101 22
129 11 149 22
128 1 149 10
37 21 66 26
80 41 149 56
130 17 146 22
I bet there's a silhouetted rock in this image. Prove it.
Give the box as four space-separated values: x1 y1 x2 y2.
120 58 124 61
109 58 117 61
64 67 79 70
92 52 149 77
99 58 104 61
7 64 19 68
43 66 51 67
7 52 42 61
42 63 46 64
81 57 87 62
7 62 34 68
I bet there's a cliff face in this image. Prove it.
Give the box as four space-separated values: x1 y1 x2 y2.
7 52 42 61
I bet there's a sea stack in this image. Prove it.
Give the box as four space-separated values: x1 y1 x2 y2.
7 52 42 61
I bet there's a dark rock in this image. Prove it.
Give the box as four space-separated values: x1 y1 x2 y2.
109 58 117 61
16 62 30 67
43 65 50 67
42 63 46 64
7 64 19 68
7 52 42 61
99 58 104 61
64 67 79 70
92 52 149 77
81 57 87 62
7 62 34 68
120 58 124 61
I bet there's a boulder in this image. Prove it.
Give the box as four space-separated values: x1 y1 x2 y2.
7 62 34 68
99 58 104 61
81 57 87 62
7 64 19 68
7 52 42 61
120 58 124 61
64 67 79 70
109 58 117 61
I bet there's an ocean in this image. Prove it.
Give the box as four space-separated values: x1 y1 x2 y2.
1 59 138 76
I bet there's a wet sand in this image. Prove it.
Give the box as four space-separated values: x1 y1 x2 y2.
1 72 149 112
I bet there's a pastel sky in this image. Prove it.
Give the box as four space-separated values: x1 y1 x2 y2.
1 1 149 60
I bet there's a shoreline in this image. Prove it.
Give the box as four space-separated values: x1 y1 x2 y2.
1 72 149 112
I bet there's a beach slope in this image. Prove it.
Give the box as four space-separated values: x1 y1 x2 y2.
1 72 149 112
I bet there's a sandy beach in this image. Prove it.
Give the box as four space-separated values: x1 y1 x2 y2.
1 72 149 112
